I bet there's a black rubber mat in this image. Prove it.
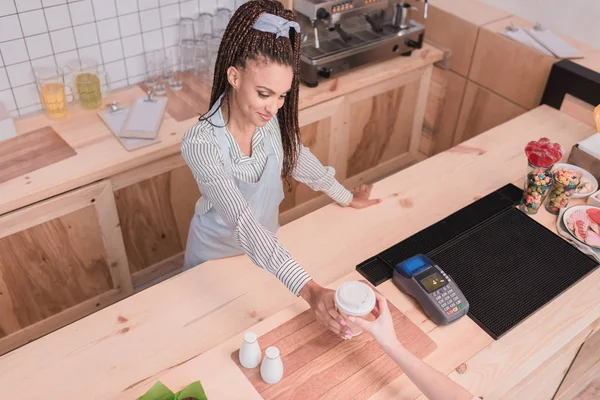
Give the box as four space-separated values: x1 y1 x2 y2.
357 184 599 339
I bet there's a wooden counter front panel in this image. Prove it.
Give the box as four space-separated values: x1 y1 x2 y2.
0 206 112 337
112 158 200 288
0 180 131 355
347 74 420 178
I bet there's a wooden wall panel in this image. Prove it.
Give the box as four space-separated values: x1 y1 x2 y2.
453 81 527 145
169 165 201 248
0 205 113 337
560 94 596 128
280 118 331 213
114 172 184 274
469 17 556 110
346 81 418 178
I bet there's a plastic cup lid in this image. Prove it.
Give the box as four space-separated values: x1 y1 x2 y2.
244 332 257 343
334 281 376 316
265 346 280 359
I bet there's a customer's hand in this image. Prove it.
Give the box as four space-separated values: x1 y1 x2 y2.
349 184 381 209
349 292 397 348
300 281 353 339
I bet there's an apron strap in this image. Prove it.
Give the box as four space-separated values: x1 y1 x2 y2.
208 94 234 176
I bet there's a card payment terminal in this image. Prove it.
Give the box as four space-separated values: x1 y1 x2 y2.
392 254 469 326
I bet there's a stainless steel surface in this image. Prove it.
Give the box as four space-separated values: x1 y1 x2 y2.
392 2 417 29
294 0 426 87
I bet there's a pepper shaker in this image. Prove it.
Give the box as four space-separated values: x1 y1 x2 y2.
239 331 261 369
260 346 284 384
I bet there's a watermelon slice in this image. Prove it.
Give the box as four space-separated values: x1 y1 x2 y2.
585 229 600 247
590 221 600 235
575 219 588 241
586 208 600 225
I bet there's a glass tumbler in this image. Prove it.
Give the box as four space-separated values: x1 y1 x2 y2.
194 13 213 41
64 58 108 110
165 46 183 91
179 17 196 45
545 169 582 215
34 66 67 120
212 8 232 37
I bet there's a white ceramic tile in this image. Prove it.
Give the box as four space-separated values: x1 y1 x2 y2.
9 109 19 117
42 0 67 6
142 29 163 52
7 61 35 87
218 0 235 11
91 0 116 20
19 103 43 115
69 0 94 25
0 89 16 110
13 83 39 107
100 39 122 62
140 8 160 32
118 13 140 37
125 54 145 77
54 49 77 67
0 2 17 17
0 67 9 90
127 74 144 85
158 0 177 5
31 55 56 69
97 18 119 42
110 78 129 90
44 5 71 31
19 10 48 36
104 59 126 82
50 28 76 52
138 0 159 11
116 0 137 15
16 0 43 13
0 15 23 42
160 4 179 27
25 33 53 59
162 25 178 47
0 39 29 65
74 23 98 47
198 0 215 14
122 34 143 57
78 43 101 61
180 0 198 18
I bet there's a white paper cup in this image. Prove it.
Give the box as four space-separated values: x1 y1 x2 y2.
334 281 376 337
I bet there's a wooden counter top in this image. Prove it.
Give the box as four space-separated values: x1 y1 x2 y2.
0 106 597 399
0 45 442 216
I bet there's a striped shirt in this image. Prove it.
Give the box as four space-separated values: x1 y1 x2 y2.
181 111 353 296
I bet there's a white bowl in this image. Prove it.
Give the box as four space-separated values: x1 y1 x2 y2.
552 163 598 199
587 189 600 207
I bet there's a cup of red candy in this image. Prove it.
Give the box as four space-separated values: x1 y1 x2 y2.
520 138 563 214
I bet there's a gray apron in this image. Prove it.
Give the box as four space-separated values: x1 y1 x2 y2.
183 94 284 269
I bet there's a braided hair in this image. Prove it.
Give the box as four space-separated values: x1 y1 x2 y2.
201 0 301 186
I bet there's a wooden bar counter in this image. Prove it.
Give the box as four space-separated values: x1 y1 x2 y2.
0 46 442 355
0 106 597 399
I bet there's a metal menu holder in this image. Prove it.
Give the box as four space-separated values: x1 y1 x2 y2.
98 101 161 151
120 91 168 139
525 26 584 59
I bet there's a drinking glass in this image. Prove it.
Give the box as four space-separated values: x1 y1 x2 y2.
193 40 209 82
212 8 232 37
64 58 108 110
165 47 183 91
153 49 167 95
194 13 213 41
207 37 221 82
144 51 160 87
35 66 67 119
179 17 196 45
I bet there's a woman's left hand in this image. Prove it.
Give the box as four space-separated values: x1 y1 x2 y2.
349 184 381 209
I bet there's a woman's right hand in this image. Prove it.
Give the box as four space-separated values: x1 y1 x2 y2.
349 292 397 348
300 281 353 339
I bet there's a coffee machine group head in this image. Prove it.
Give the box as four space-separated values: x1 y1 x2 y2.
293 0 428 87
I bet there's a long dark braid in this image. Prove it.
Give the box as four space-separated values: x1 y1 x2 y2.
200 0 301 186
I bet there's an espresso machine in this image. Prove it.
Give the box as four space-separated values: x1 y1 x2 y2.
294 0 427 87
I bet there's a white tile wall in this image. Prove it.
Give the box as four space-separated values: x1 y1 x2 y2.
0 0 246 116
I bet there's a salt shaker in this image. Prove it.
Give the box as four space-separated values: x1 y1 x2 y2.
260 346 284 384
239 331 261 369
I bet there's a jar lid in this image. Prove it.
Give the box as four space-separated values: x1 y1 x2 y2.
334 281 376 316
265 346 280 359
244 331 257 343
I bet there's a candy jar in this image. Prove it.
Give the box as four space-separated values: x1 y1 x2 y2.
239 331 261 369
545 169 582 215
520 138 563 214
260 346 284 384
